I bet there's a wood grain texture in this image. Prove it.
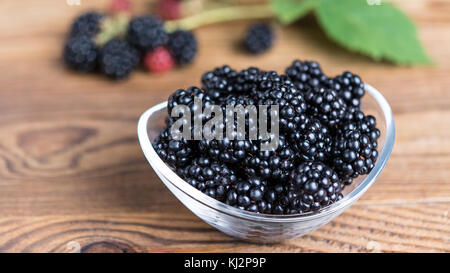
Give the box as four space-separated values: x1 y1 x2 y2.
0 0 449 253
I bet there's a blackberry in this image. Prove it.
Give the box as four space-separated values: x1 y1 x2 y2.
259 80 307 132
333 71 365 109
63 35 99 72
179 157 237 201
285 60 328 91
199 139 255 165
153 127 195 168
244 23 275 54
99 39 140 80
168 30 198 65
201 66 295 105
70 12 104 37
227 176 268 213
289 162 343 212
289 116 332 161
167 86 213 116
331 111 380 184
127 15 169 52
304 87 347 127
245 135 295 181
201 65 238 102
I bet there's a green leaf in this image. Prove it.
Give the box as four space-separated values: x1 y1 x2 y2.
315 0 431 65
271 0 320 25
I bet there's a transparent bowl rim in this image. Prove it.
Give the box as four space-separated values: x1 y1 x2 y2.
137 84 395 223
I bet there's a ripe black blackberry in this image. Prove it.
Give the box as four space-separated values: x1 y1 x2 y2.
99 39 140 80
226 176 268 213
179 157 237 201
285 60 328 91
304 87 347 127
232 68 292 102
331 112 380 184
167 30 197 65
243 23 275 54
127 15 169 52
63 35 99 72
245 135 296 181
333 71 365 109
199 138 255 165
289 116 332 161
289 162 343 212
201 65 238 102
167 86 213 116
153 127 195 168
201 66 291 104
70 11 104 37
259 80 307 132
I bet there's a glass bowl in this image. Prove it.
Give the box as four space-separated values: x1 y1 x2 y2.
137 84 395 243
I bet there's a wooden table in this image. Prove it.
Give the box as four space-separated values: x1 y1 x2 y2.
0 0 448 253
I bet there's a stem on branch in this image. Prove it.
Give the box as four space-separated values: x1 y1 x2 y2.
165 4 274 32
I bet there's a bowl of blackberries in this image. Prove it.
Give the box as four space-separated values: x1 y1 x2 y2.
138 60 395 243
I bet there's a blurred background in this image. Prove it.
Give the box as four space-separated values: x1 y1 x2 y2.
0 0 448 252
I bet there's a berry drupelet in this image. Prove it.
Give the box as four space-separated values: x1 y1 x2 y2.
69 11 104 37
63 35 99 72
127 15 169 52
168 30 198 65
99 39 140 80
243 23 275 54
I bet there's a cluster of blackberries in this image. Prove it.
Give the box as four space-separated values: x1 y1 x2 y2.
153 60 380 215
63 12 197 79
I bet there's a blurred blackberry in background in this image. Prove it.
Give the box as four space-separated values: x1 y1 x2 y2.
289 116 332 161
99 39 140 80
331 111 380 184
304 87 347 127
63 35 99 72
244 23 275 54
70 12 104 37
127 15 169 51
168 30 197 65
289 162 343 212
